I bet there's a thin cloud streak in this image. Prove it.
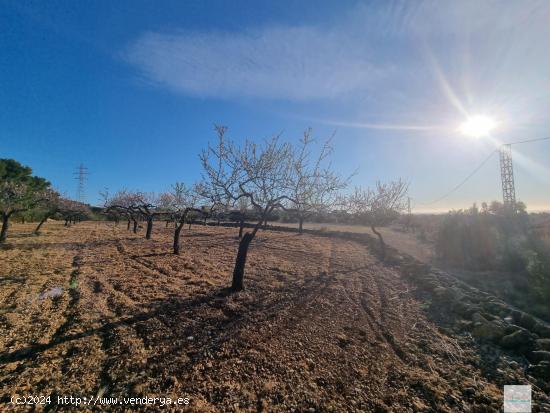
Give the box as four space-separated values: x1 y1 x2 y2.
316 119 442 132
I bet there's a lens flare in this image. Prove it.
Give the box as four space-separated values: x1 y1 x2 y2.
460 116 497 138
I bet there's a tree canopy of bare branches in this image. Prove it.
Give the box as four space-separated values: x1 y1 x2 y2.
57 198 91 227
33 190 62 234
131 192 163 239
289 128 348 233
103 189 140 233
200 126 344 291
103 190 164 238
200 126 299 291
159 182 203 254
345 179 408 260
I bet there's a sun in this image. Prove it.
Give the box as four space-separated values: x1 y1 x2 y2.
459 115 497 138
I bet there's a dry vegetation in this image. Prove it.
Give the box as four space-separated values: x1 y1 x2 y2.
0 221 522 412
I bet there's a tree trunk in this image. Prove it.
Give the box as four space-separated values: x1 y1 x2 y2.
203 216 207 226
188 221 192 230
34 215 49 234
145 217 153 239
133 219 138 233
217 218 220 226
232 232 253 291
263 218 268 230
371 225 386 261
0 213 10 243
165 220 169 228
64 219 69 227
127 219 131 231
298 217 304 234
173 223 184 255
238 219 244 239
21 216 25 224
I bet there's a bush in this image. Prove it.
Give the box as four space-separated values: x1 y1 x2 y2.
435 202 531 271
433 203 550 321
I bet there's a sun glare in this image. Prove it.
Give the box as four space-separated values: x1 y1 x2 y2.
459 115 497 138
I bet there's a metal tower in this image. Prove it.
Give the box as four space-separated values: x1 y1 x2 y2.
73 163 89 203
499 144 516 207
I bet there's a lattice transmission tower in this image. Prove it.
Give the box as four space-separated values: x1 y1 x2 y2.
73 163 89 203
499 144 516 207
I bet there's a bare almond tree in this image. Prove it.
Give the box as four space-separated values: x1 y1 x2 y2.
198 169 234 228
345 180 408 260
159 182 202 255
236 197 249 239
0 182 49 243
290 129 348 234
104 190 164 238
33 190 62 234
58 199 90 226
104 190 141 233
200 126 295 291
130 192 163 239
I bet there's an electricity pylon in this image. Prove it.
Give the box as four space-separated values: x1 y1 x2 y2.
499 144 516 207
73 163 88 203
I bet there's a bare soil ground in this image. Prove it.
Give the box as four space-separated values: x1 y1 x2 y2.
279 222 434 264
286 222 550 321
0 222 517 412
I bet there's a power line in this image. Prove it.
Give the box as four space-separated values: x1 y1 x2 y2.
416 134 550 206
506 135 550 145
417 150 497 205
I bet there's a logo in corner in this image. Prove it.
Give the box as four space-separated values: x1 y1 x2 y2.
504 385 531 413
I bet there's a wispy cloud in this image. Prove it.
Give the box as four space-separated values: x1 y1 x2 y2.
124 0 550 118
124 26 387 100
307 118 442 132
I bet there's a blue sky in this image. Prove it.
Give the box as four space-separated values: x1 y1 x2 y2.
1 0 550 212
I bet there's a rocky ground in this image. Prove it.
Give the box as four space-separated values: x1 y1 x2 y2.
0 222 548 412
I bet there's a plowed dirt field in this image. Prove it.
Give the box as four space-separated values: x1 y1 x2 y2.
0 222 524 411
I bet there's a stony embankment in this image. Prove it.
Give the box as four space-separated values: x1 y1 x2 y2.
405 264 550 382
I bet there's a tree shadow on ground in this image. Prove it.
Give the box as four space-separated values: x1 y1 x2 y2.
0 241 85 251
0 239 119 251
0 276 27 286
136 252 174 258
0 268 336 374
6 233 37 239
